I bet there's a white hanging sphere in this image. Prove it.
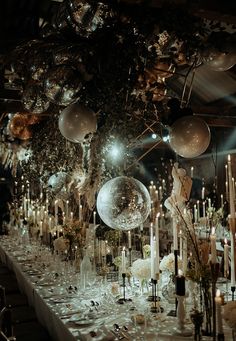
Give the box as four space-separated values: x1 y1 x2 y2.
96 176 151 231
205 51 236 71
59 103 97 143
169 116 211 158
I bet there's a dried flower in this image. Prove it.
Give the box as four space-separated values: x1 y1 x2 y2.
223 301 236 330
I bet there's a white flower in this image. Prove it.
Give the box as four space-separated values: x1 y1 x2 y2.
131 258 151 280
159 253 182 273
53 236 69 252
223 301 236 330
17 147 32 163
143 244 151 258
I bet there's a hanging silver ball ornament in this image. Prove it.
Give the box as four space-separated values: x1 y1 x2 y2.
204 50 236 72
58 103 97 143
44 65 83 106
68 0 115 38
169 116 211 158
48 171 71 195
22 82 50 114
96 176 151 231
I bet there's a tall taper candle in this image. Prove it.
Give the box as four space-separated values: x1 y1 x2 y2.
210 227 217 264
215 289 223 335
155 214 160 275
173 218 178 250
224 238 229 278
128 230 131 249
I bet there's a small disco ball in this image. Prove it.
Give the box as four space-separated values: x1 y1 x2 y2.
48 171 71 194
96 176 151 231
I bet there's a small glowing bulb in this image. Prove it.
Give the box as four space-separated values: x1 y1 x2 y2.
152 133 157 139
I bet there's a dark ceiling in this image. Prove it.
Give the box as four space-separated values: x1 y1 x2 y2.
0 0 236 127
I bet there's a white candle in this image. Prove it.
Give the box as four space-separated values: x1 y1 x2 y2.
225 181 229 201
215 289 223 335
197 200 200 221
182 238 188 275
224 238 229 278
32 210 36 225
79 204 83 221
201 187 205 200
121 247 126 273
159 186 163 200
228 155 235 218
128 231 131 249
194 204 197 223
48 217 52 231
93 211 96 227
151 237 155 279
155 214 160 276
220 194 224 209
210 227 217 264
70 212 73 222
227 155 236 287
150 222 153 244
155 190 159 201
203 201 206 218
65 200 69 219
173 218 178 250
208 198 211 209
54 200 58 227
179 230 183 260
229 215 236 287
191 166 194 178
39 221 43 237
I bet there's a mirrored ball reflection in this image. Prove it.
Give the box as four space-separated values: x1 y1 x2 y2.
169 116 211 158
96 176 151 231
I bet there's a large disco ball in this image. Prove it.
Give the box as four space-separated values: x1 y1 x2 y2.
169 116 211 158
59 103 97 143
96 176 151 231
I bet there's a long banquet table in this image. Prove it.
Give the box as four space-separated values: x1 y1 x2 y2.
0 235 233 341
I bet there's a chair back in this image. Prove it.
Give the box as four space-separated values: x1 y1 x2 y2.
0 287 6 311
0 330 16 341
0 308 13 339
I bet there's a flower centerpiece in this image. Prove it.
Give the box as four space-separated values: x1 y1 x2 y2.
53 236 69 253
131 258 151 294
159 253 183 303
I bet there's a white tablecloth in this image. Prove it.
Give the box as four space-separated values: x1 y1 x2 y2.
0 236 233 341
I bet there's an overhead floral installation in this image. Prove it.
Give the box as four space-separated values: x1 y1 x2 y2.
0 0 235 209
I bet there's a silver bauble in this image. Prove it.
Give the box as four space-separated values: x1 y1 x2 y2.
96 176 151 231
169 116 211 158
44 65 83 106
59 103 97 143
204 51 236 72
48 172 71 195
